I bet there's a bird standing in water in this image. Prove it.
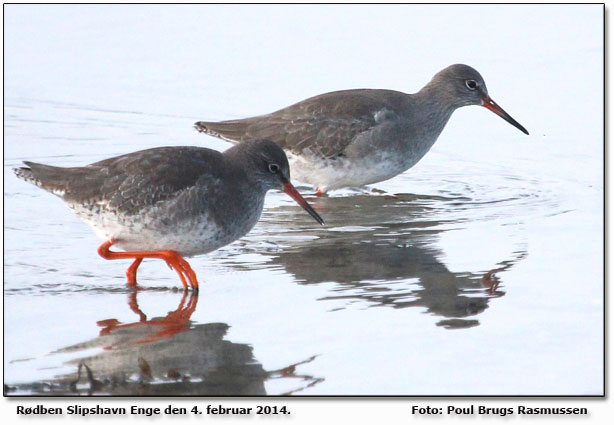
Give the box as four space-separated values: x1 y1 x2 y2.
14 139 324 290
195 64 529 195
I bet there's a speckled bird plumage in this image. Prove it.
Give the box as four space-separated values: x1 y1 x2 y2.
15 140 297 256
195 64 528 193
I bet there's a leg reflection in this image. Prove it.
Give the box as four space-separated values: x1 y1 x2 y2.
96 290 199 346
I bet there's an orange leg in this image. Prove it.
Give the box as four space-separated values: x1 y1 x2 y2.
126 258 143 287
97 240 199 291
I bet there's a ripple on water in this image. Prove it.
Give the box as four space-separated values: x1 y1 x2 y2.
209 163 554 323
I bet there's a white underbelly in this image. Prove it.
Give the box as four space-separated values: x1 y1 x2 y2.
69 203 261 257
287 151 410 192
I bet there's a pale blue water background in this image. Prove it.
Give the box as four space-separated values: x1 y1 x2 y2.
3 4 603 395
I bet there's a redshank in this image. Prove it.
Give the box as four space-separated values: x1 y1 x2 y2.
14 139 324 290
195 64 529 194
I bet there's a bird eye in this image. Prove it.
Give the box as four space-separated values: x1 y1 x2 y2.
465 80 478 90
268 163 280 174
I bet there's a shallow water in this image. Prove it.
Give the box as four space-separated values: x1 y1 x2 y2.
3 5 604 395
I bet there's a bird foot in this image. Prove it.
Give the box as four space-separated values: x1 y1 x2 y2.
98 240 199 291
161 252 199 291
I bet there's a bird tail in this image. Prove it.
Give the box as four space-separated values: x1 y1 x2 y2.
14 164 37 185
13 161 75 197
194 120 250 144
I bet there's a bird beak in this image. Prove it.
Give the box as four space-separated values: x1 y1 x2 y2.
282 182 324 225
481 96 529 135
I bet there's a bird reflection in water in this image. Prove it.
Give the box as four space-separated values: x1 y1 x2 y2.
252 193 529 329
96 290 198 347
8 290 322 396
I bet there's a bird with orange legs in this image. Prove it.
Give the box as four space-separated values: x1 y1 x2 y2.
15 139 324 291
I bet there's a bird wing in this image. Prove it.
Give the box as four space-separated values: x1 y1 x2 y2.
20 147 225 215
195 89 405 158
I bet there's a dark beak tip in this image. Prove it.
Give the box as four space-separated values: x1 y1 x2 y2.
482 97 529 136
514 125 530 136
515 122 530 135
282 182 325 225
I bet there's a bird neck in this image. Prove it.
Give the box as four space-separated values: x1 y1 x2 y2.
410 84 459 143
